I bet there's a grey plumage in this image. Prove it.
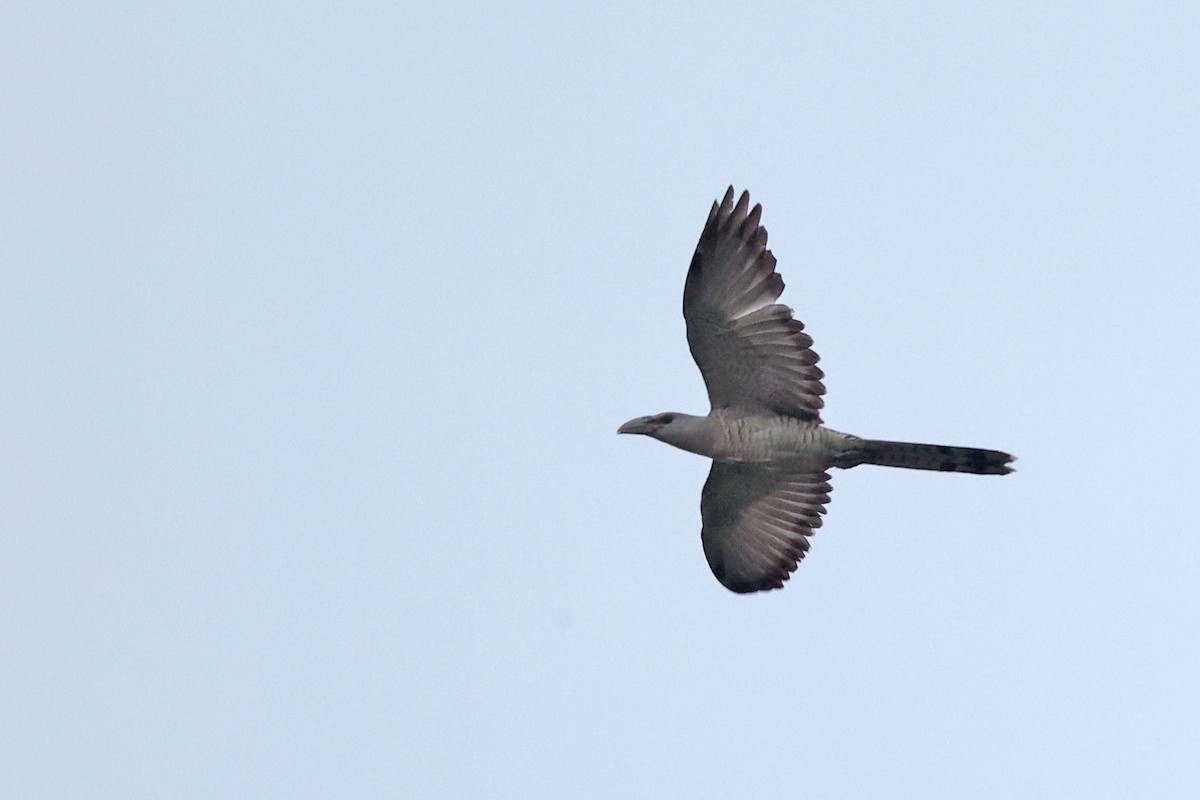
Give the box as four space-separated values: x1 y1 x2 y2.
840 439 1014 475
619 188 1014 594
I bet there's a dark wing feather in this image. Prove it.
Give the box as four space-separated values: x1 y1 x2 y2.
700 463 832 594
683 187 825 420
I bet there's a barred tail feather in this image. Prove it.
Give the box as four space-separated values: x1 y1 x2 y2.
857 440 1015 475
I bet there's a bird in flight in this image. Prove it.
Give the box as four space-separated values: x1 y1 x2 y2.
619 187 1014 594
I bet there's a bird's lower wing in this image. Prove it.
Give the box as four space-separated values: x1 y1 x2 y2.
700 463 832 594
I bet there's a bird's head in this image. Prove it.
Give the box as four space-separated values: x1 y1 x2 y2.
618 412 707 455
617 412 681 438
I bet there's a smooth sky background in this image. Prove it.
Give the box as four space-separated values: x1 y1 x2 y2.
4 2 1199 797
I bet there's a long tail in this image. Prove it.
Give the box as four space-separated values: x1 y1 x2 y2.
850 439 1015 475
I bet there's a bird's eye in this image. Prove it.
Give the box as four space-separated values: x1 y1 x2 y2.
657 414 675 424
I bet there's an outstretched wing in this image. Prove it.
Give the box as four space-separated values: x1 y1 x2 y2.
700 463 832 594
683 187 825 421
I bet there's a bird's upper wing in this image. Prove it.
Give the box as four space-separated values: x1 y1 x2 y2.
683 187 824 420
700 462 832 593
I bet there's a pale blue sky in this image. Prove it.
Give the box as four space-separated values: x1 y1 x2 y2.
3 2 1199 797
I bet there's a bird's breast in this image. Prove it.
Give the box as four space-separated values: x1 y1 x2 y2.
705 413 842 469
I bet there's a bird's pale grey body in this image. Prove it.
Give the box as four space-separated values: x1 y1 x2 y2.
619 188 1014 594
620 411 852 470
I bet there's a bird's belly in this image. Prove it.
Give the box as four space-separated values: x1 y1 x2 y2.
711 415 842 469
